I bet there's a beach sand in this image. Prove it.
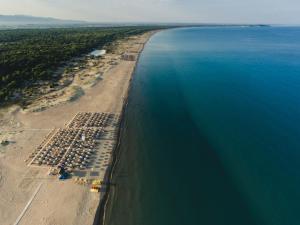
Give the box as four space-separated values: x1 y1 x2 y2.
0 31 155 225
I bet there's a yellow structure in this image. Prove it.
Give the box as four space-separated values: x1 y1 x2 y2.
90 179 101 192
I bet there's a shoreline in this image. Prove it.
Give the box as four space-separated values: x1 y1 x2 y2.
0 30 158 225
93 30 157 225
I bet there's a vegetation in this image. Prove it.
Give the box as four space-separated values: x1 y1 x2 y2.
0 26 161 105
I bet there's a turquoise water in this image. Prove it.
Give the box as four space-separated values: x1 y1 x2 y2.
105 27 300 225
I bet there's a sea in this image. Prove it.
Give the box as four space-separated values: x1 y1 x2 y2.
103 26 300 225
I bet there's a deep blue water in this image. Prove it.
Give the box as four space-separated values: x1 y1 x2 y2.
105 27 300 225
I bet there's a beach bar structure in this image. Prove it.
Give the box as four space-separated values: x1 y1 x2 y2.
121 52 136 61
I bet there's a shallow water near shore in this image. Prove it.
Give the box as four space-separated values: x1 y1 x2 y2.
104 27 300 225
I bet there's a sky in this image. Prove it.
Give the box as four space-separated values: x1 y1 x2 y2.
1 0 300 24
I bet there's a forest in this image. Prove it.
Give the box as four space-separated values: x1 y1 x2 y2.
0 26 160 105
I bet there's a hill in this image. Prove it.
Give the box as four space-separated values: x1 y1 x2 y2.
0 15 86 25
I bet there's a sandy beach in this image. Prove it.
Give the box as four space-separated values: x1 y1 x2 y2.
0 31 155 225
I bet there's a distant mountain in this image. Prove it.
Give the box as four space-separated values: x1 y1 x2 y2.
0 15 86 25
